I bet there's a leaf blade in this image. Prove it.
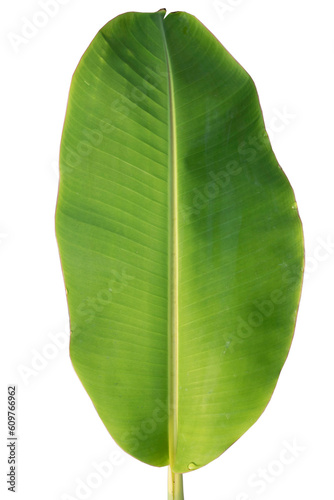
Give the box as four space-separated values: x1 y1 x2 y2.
55 10 304 474
163 11 303 472
57 10 171 467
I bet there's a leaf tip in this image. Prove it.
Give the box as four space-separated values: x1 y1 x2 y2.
158 8 167 18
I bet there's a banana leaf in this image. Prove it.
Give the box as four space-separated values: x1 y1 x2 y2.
55 9 304 499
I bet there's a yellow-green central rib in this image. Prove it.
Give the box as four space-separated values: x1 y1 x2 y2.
159 14 179 469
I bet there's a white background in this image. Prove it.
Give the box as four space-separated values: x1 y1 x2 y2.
1 0 334 499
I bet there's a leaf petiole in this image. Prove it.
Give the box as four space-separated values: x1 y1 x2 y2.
168 467 184 500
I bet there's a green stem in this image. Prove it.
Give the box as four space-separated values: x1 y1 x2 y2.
168 466 184 500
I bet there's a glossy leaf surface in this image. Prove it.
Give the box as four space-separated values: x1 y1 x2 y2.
55 9 304 474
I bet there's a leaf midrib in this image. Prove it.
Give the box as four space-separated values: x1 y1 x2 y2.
159 14 179 469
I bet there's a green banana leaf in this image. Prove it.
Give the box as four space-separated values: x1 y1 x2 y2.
55 8 304 499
